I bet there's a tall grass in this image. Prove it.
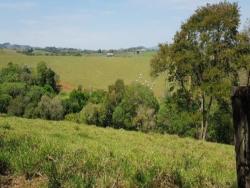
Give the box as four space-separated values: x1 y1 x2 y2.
0 117 236 187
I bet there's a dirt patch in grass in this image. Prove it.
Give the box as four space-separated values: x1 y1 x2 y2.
149 172 179 188
0 175 47 188
59 81 75 91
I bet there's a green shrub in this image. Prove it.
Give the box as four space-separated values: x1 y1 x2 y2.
82 103 103 125
63 87 88 114
87 89 106 104
64 113 81 123
112 83 159 130
7 96 27 116
0 82 27 97
23 103 39 119
37 95 64 120
156 97 199 137
0 94 11 113
37 62 59 93
132 105 157 132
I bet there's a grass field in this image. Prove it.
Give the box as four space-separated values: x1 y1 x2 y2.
0 116 236 187
0 49 166 98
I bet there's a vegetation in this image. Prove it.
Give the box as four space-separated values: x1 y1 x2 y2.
0 50 165 97
1 2 250 186
151 2 250 142
0 117 236 187
1 2 249 145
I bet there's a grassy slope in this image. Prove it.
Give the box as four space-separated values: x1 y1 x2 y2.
0 50 166 98
0 116 236 187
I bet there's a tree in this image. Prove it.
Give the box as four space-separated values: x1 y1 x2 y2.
50 97 64 120
0 62 21 83
37 95 64 120
82 103 103 125
112 83 159 130
102 79 125 126
132 105 157 132
157 95 199 138
0 94 11 113
37 95 51 119
36 62 59 93
63 87 88 114
0 63 34 84
7 96 28 116
236 19 250 85
0 82 27 98
151 2 241 140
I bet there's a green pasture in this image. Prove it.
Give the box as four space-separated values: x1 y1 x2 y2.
0 116 236 187
0 50 166 98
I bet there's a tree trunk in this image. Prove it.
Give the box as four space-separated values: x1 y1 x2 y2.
199 93 213 140
202 97 213 140
199 94 205 139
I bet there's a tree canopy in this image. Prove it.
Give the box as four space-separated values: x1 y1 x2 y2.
151 2 247 140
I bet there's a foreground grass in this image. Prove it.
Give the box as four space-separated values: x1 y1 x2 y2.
0 116 236 187
0 50 165 98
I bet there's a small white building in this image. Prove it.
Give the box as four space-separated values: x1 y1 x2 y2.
106 52 114 57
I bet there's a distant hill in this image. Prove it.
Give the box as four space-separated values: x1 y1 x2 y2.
0 42 33 50
0 42 157 56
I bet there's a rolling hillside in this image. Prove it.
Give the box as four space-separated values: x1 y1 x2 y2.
0 116 236 187
0 50 166 98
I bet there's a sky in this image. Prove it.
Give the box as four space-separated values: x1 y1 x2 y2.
0 0 249 50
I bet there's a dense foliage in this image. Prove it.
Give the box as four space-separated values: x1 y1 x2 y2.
151 2 250 143
0 62 63 120
79 80 159 132
0 63 159 132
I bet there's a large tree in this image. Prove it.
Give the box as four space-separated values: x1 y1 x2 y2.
237 19 250 85
151 2 242 140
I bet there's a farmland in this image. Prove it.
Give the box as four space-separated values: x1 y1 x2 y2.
0 50 166 98
0 116 236 187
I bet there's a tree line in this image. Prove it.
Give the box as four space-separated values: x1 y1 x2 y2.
0 60 237 144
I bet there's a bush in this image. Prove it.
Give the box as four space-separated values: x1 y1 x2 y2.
0 94 11 113
0 62 33 83
0 82 27 98
63 87 88 114
112 106 126 128
208 101 234 144
7 96 27 116
156 97 199 138
87 89 106 104
36 62 59 93
133 105 157 132
64 113 82 123
82 103 103 125
50 97 65 120
37 95 64 120
112 83 159 130
25 86 46 102
102 79 125 126
24 103 39 119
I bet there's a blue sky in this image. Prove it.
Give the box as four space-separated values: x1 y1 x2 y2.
0 0 249 49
